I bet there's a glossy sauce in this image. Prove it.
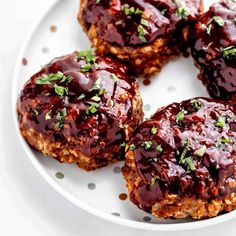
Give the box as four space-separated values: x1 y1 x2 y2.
191 0 236 101
18 52 137 159
130 98 236 211
82 0 202 46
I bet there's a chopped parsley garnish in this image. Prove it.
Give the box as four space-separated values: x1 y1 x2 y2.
96 0 101 4
120 141 126 147
140 19 149 27
150 177 157 186
78 93 86 100
215 116 225 127
175 6 189 19
143 141 153 150
77 50 96 73
202 16 225 35
81 64 92 72
151 127 157 135
221 46 236 59
91 95 101 102
212 16 225 26
156 144 163 153
179 139 195 172
190 99 202 110
86 101 100 115
32 109 39 116
45 110 52 120
92 78 101 91
110 73 119 81
180 156 195 172
175 109 186 124
54 84 68 96
217 138 232 145
129 144 136 151
137 24 148 42
35 72 73 85
55 108 67 129
115 20 123 25
193 145 206 157
77 50 96 64
122 4 143 15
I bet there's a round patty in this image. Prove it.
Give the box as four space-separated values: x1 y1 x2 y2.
191 0 236 102
122 97 236 219
78 0 203 77
17 51 143 171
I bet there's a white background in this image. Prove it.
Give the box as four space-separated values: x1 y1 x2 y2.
0 0 236 235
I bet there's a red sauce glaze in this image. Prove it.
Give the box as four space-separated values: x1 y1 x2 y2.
130 98 236 211
81 0 203 47
191 0 236 101
18 52 138 159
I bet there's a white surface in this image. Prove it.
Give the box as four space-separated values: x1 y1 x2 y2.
1 0 236 235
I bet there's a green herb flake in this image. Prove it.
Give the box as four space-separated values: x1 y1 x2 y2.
129 144 136 151
77 50 96 64
32 109 39 116
217 138 232 145
120 141 126 147
92 78 101 91
193 145 206 157
81 64 92 72
91 95 101 102
36 72 72 85
233 18 236 24
141 19 149 27
122 4 143 16
138 24 147 35
176 109 186 124
156 144 163 153
55 108 67 129
221 46 236 59
96 0 101 4
175 6 189 19
190 99 202 110
115 20 123 25
213 16 225 26
54 84 68 96
139 35 147 43
45 110 52 120
86 102 100 115
143 141 153 150
78 93 86 100
150 177 157 186
151 127 157 135
110 73 119 81
215 116 225 127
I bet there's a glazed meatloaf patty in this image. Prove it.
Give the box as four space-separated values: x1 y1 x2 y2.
79 0 203 77
123 97 236 219
17 51 143 171
191 0 236 102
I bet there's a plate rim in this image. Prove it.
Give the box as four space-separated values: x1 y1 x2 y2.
11 0 236 231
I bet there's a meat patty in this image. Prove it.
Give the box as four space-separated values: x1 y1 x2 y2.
17 51 143 171
122 97 236 219
78 0 203 77
191 0 236 102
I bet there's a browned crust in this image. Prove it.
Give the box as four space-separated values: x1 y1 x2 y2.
122 149 236 219
18 81 143 172
78 1 204 78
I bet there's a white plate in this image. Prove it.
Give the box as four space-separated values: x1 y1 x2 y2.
11 0 236 231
